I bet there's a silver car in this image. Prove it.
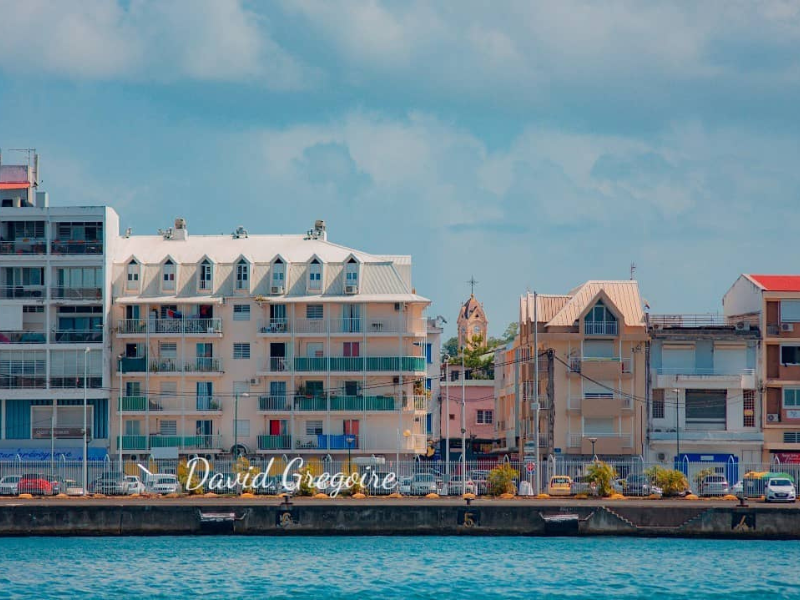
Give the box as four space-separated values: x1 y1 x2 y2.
410 474 438 495
699 475 730 497
0 475 21 496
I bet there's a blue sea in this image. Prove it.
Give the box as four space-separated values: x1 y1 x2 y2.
0 536 798 599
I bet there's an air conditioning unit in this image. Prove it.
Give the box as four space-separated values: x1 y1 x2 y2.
767 414 780 423
250 378 260 386
393 376 400 384
652 323 661 330
781 323 794 332
271 285 284 295
735 321 749 331
657 452 666 461
345 285 359 295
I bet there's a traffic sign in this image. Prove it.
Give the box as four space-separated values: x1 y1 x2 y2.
526 462 535 473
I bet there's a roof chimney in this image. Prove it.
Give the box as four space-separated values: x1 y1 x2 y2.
173 217 188 241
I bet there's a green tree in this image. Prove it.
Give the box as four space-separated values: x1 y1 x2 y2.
442 337 458 358
487 463 519 496
586 461 618 497
502 321 519 344
645 466 689 497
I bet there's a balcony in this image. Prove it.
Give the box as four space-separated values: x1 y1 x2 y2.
567 432 633 453
117 435 223 451
118 357 223 375
292 356 426 373
119 396 149 412
655 367 756 389
258 434 292 450
568 395 632 416
257 319 290 335
49 376 102 389
262 357 291 373
294 396 327 411
117 318 222 336
52 287 102 301
0 331 47 344
258 396 292 411
294 318 327 335
0 240 47 255
584 321 618 336
53 329 103 344
329 318 363 334
649 429 763 443
50 240 103 255
568 356 632 378
290 432 426 453
0 284 44 299
118 395 222 413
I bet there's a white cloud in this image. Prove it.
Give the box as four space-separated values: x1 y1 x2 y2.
0 0 312 88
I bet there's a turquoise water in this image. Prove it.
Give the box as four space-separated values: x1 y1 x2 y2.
1 536 799 599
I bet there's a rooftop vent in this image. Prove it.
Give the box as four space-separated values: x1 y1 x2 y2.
233 225 248 239
172 217 188 241
305 219 327 241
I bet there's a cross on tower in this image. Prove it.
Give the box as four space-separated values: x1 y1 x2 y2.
467 275 479 296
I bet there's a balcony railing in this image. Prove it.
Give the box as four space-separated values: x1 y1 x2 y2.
267 357 291 372
568 356 632 373
117 435 223 451
50 240 103 255
0 285 45 299
119 396 148 412
53 329 103 344
329 318 363 334
119 357 223 374
257 319 290 334
656 367 755 376
52 287 103 300
567 432 632 448
0 331 47 344
294 396 328 411
584 321 618 336
49 376 102 389
258 434 292 450
0 240 47 254
259 396 292 411
117 318 222 335
568 395 633 410
293 356 426 373
119 396 221 412
648 314 731 328
294 318 327 334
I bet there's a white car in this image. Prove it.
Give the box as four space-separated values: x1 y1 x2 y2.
0 475 21 496
123 475 145 495
731 480 744 496
765 478 796 503
63 479 85 496
410 474 439 495
444 476 476 496
398 477 412 495
146 474 181 495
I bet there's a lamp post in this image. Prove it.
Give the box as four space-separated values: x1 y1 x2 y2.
587 436 598 462
82 347 90 496
461 352 466 479
345 434 355 473
234 392 249 459
674 386 680 468
442 354 450 476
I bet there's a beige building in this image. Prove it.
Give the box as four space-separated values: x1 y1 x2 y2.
110 219 429 461
497 281 648 461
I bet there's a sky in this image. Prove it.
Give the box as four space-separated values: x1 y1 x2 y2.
1 0 799 338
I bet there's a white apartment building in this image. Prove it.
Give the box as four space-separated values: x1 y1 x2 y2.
0 153 118 459
111 219 430 462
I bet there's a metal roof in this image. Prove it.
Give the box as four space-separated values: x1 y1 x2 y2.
745 274 800 292
522 281 645 327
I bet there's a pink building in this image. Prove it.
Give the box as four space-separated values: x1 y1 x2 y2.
439 365 496 461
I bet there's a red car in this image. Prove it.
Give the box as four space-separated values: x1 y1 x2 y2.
17 473 59 495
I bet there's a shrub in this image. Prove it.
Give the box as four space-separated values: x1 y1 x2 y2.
177 459 203 495
487 464 519 496
585 461 618 497
645 466 689 497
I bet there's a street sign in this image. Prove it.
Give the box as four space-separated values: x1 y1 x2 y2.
526 462 535 473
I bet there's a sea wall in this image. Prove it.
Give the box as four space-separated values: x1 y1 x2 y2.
1 502 800 538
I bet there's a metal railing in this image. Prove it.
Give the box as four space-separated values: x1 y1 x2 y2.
648 314 736 328
258 434 292 450
52 287 103 300
257 319 290 334
568 356 632 373
0 240 47 254
293 356 426 372
584 321 618 335
0 331 47 344
117 435 223 451
294 318 327 334
50 241 103 254
656 367 755 376
266 357 291 372
117 318 222 335
119 357 223 374
259 396 292 411
329 318 363 334
0 285 45 299
53 330 103 344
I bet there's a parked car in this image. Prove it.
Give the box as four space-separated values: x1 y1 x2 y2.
731 480 744 496
0 475 22 496
123 475 145 495
699 475 730 497
63 479 84 496
49 476 66 495
765 478 796 503
612 478 626 494
547 475 572 496
625 474 655 496
410 473 439 495
89 475 125 495
146 474 181 495
445 475 476 496
18 473 57 496
398 477 412 495
468 470 490 495
570 476 597 496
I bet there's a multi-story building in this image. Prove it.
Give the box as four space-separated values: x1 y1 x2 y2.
724 274 800 464
646 313 761 475
425 316 444 444
439 365 495 462
503 281 649 463
0 153 117 459
110 218 429 461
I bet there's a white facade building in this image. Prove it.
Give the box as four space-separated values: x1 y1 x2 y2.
110 219 430 461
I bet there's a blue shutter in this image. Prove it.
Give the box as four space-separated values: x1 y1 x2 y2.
425 343 432 364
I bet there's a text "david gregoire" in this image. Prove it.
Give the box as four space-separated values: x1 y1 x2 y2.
155 457 398 497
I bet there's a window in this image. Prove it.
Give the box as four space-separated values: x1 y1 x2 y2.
345 258 359 285
272 259 285 287
233 343 251 360
126 261 139 289
306 420 323 436
235 260 248 291
306 381 324 397
685 390 726 430
162 260 176 291
159 343 177 359
784 389 800 408
344 381 361 396
782 346 800 365
234 420 250 437
124 421 141 435
308 258 322 291
12 221 45 239
160 420 177 436
743 390 755 428
476 410 493 424
306 304 323 319
23 305 43 313
652 389 665 419
199 259 213 291
343 342 360 357
233 304 250 321
781 301 800 323
584 417 615 435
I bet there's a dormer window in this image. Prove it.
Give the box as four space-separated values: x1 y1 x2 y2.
236 259 249 291
126 260 139 291
199 259 213 291
345 258 359 285
308 258 322 292
585 300 618 336
162 259 176 292
272 259 285 287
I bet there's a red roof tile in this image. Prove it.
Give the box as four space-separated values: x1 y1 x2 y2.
748 274 800 292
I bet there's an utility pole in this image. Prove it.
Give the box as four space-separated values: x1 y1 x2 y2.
533 291 540 495
461 352 466 480
675 386 680 467
444 357 450 475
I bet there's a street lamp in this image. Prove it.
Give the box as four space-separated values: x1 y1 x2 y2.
345 434 356 472
587 436 598 462
442 353 450 476
234 392 249 459
82 347 90 496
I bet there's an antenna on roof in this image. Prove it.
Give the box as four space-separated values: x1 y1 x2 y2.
630 262 637 280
